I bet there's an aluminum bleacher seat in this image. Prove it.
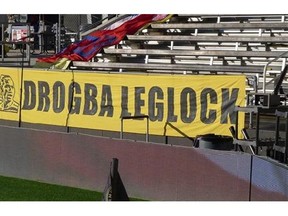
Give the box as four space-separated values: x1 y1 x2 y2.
75 14 288 93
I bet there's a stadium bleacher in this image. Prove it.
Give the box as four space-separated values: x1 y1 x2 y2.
2 13 288 157
71 14 288 94
1 14 288 201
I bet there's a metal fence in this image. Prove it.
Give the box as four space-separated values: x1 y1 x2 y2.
0 22 32 66
0 14 116 58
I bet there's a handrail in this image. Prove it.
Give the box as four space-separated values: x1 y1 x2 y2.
262 50 288 93
273 65 288 95
120 115 149 142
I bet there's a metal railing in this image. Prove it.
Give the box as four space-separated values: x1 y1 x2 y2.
120 115 149 142
262 50 288 93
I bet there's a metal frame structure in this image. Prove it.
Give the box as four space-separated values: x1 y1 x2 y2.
120 115 149 142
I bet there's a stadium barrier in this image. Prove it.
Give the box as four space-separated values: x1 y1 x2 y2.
0 124 287 200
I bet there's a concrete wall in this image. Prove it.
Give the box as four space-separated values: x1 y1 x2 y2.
0 125 287 200
250 157 288 201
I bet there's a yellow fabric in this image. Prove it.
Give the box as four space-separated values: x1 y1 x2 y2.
0 67 246 137
53 58 71 70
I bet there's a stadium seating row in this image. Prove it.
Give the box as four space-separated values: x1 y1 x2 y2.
72 14 288 93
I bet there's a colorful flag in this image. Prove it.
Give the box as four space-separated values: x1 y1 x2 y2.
35 14 170 69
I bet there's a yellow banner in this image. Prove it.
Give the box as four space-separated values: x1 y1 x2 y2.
0 67 21 121
0 67 246 137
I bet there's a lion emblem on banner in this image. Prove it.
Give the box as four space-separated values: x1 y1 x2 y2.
0 74 19 113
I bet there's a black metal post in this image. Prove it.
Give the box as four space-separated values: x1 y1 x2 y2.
18 43 25 128
274 115 280 159
255 111 260 155
111 158 119 201
248 155 253 201
235 108 239 151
